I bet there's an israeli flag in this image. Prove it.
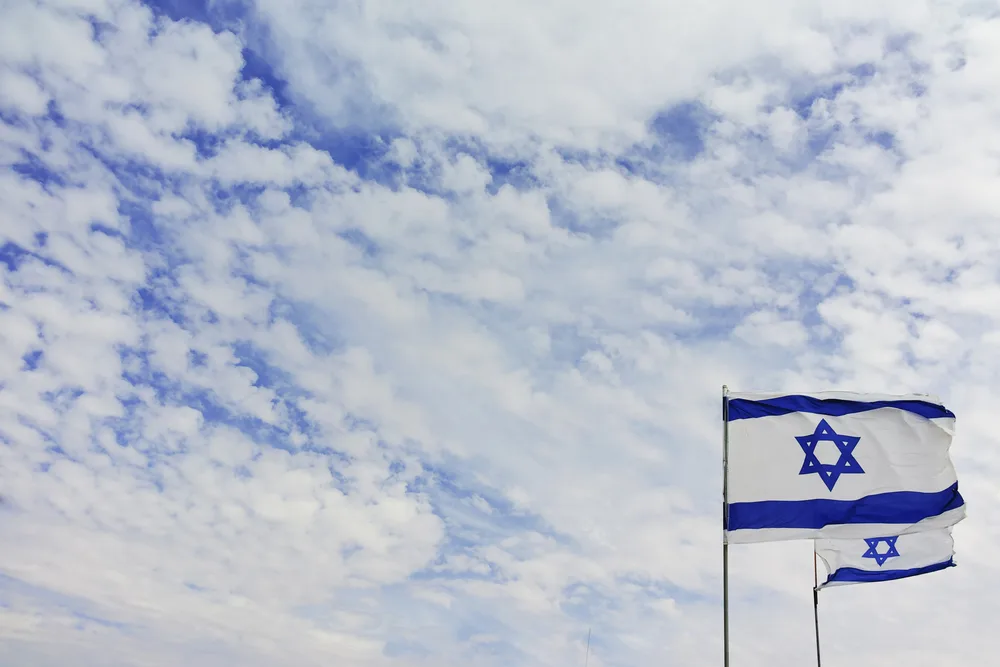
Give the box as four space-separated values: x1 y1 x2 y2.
816 528 956 588
725 391 965 543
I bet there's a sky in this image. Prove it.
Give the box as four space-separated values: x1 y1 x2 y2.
1 0 1000 665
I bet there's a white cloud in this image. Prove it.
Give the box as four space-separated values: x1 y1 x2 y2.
0 70 51 116
251 0 876 150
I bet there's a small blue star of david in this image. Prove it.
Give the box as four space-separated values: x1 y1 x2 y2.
862 536 901 566
794 419 864 491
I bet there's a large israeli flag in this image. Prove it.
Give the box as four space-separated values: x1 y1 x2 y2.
725 391 965 543
816 528 956 588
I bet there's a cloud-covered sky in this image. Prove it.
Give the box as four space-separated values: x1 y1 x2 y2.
2 0 999 665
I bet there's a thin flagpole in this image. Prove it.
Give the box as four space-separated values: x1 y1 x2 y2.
722 385 730 667
813 549 822 667
584 628 591 667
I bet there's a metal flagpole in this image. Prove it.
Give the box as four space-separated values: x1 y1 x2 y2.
722 385 730 667
813 549 822 667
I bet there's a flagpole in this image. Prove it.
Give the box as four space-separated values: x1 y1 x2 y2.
813 549 822 667
722 385 730 667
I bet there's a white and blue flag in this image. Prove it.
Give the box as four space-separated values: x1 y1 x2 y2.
816 528 956 588
725 391 965 543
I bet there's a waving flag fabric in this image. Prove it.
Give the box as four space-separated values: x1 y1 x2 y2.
725 391 965 544
816 528 956 588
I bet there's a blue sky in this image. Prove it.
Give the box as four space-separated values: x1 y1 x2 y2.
2 1 1000 665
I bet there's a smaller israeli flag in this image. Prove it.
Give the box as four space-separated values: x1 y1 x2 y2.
816 528 956 588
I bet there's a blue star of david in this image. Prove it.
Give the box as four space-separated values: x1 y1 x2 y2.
794 419 864 491
862 536 901 567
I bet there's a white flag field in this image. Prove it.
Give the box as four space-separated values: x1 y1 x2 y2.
815 528 956 588
724 391 965 544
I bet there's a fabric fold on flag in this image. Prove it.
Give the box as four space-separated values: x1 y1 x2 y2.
816 528 956 588
725 391 965 543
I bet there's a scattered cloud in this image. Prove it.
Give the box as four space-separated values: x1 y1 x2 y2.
2 0 999 665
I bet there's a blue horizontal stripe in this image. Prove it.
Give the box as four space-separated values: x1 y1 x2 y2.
827 559 955 585
727 483 963 531
727 395 954 421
